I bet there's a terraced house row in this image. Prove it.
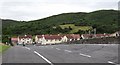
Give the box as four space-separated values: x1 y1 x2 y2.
11 34 80 45
11 31 120 45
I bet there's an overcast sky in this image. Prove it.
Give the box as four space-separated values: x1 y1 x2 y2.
0 0 119 21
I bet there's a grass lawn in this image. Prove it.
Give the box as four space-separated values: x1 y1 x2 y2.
59 24 93 33
0 44 10 53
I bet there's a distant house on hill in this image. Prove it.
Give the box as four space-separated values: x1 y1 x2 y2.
94 34 110 38
18 35 33 44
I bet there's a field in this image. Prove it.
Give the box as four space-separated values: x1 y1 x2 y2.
0 43 10 53
59 24 93 33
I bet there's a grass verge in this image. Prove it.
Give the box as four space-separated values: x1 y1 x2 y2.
0 44 10 53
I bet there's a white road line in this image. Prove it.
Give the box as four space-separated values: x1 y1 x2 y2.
79 53 91 58
56 48 60 50
24 47 31 50
108 61 116 64
64 50 72 53
34 51 53 65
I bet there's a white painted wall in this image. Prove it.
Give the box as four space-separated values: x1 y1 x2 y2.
18 38 33 44
61 36 68 42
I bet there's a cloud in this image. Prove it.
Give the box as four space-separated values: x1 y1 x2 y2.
0 0 119 21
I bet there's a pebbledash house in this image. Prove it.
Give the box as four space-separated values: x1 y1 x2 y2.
18 35 33 45
35 34 81 45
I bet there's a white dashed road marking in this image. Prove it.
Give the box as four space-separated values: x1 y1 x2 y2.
108 61 116 64
24 47 31 50
79 53 91 58
34 51 53 65
56 48 60 50
64 50 72 53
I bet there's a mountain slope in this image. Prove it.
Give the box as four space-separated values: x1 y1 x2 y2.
2 10 119 35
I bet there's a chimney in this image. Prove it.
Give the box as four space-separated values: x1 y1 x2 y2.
25 35 27 37
104 33 106 35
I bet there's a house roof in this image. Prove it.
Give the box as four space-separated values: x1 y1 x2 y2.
19 35 32 38
82 34 93 38
71 34 80 39
36 34 62 40
36 35 43 38
11 38 18 41
44 35 62 40
36 34 80 40
65 35 74 39
95 34 110 37
64 34 80 39
82 34 110 38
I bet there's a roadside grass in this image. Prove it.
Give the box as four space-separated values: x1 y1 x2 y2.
59 24 93 33
0 44 10 53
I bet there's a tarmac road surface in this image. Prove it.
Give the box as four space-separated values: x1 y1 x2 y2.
2 44 119 65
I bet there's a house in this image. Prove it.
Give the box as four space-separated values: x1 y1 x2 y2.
94 34 110 38
44 35 62 45
35 34 81 45
65 34 80 41
11 37 18 44
18 35 33 45
70 34 81 40
35 35 43 44
81 34 110 39
81 34 93 39
35 35 63 45
110 31 120 37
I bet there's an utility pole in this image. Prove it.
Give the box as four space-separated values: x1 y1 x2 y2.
8 36 14 46
94 28 96 37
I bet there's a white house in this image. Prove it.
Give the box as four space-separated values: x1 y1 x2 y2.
110 31 120 37
35 35 43 44
35 34 81 45
61 36 68 42
18 35 33 44
35 35 63 45
81 34 110 39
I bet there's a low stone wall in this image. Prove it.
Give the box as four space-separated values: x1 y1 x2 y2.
70 36 120 44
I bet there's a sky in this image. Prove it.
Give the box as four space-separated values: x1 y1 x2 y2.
0 0 119 21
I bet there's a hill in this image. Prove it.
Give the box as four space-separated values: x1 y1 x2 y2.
59 24 92 33
2 10 119 36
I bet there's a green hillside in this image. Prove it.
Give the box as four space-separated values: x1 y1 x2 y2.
2 10 119 37
60 24 92 33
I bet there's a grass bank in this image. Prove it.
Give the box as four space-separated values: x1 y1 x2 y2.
0 44 10 53
59 24 92 33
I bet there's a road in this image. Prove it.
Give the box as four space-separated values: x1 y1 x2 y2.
1 44 119 65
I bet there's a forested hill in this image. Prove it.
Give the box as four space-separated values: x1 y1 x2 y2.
2 10 119 36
